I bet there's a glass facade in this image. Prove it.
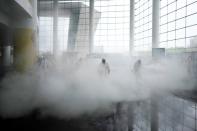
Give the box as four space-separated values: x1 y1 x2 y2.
39 17 53 53
134 0 152 52
57 17 70 52
38 0 70 54
94 0 130 53
38 0 197 54
160 0 197 49
74 0 90 52
37 1 197 130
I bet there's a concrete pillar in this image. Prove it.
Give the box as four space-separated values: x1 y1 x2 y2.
10 0 38 71
13 28 36 72
53 0 58 56
89 0 94 54
151 5 161 129
130 0 135 53
152 0 160 48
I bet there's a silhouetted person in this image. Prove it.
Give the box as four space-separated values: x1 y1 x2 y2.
98 58 110 76
133 59 141 76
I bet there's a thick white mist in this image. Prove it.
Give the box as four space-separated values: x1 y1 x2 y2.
0 55 194 118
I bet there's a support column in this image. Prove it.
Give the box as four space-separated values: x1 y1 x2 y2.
13 28 36 72
152 0 160 48
130 0 135 53
151 1 160 128
89 0 94 54
53 0 58 56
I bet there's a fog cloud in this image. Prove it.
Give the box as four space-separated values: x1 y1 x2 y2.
0 55 194 118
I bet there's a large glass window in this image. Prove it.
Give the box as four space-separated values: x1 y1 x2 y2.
93 0 130 53
39 17 69 54
39 17 53 53
38 0 70 54
134 0 152 52
74 0 90 52
160 0 197 49
58 17 70 53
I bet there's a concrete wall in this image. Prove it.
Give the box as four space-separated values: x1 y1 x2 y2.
0 12 10 26
0 0 38 71
14 0 33 17
38 2 101 54
13 28 36 71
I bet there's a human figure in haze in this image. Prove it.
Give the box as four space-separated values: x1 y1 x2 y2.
133 59 142 77
37 56 47 68
98 58 110 76
133 59 142 106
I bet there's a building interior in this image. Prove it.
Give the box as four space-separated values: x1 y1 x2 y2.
0 0 197 131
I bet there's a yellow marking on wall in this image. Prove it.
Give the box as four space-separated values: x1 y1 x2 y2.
13 28 37 72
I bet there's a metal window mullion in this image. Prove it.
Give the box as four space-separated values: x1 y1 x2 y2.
53 0 58 56
185 0 187 48
130 0 135 52
175 0 177 49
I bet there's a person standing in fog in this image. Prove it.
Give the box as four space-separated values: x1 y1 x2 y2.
133 59 142 77
98 58 110 76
